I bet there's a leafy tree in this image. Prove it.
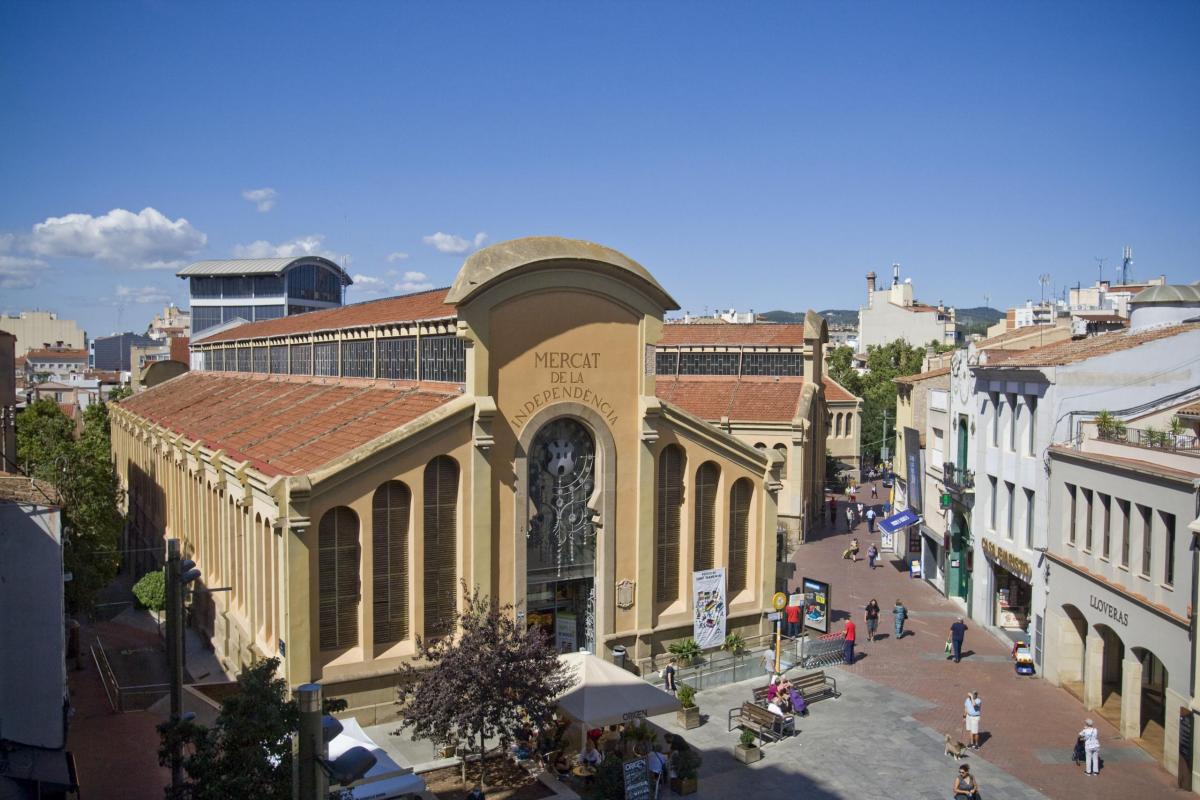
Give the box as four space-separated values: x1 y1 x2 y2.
825 345 861 396
15 398 123 611
825 341 929 464
107 385 133 403
158 657 347 800
132 569 166 612
395 583 571 787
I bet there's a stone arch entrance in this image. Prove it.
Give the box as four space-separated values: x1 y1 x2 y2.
1087 623 1125 729
1055 604 1088 699
1130 647 1169 759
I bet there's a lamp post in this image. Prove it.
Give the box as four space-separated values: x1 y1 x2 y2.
165 538 201 795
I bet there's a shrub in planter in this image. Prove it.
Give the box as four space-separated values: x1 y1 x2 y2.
668 738 702 795
667 637 701 666
735 729 762 764
676 683 700 729
132 570 166 614
723 633 747 656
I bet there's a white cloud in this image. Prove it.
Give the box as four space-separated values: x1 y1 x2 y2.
422 231 487 254
28 207 207 269
232 234 349 267
116 285 173 305
242 187 278 212
395 270 433 292
0 233 14 253
0 255 47 289
386 251 409 263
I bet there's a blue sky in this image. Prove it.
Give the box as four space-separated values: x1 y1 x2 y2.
2 1 1198 338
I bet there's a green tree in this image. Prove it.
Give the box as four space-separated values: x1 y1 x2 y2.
132 570 166 612
158 657 347 800
825 345 862 396
395 583 572 787
107 385 133 403
829 340 928 463
15 398 123 612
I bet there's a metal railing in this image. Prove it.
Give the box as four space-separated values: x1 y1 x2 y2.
635 633 810 693
89 635 170 712
91 638 120 712
1098 425 1199 455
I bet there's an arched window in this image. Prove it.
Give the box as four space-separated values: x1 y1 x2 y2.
423 456 458 638
774 444 788 479
655 445 683 602
694 462 720 571
373 481 411 647
318 506 360 651
835 414 842 437
728 478 752 593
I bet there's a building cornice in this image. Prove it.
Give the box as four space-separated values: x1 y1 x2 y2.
1045 550 1189 628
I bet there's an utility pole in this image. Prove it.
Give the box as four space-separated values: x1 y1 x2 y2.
166 538 200 796
296 684 329 800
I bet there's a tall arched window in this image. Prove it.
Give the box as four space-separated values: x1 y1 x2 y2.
423 456 459 638
835 414 842 437
655 445 683 602
318 506 360 651
694 462 720 571
774 444 788 479
373 481 411 647
728 478 752 593
845 414 853 439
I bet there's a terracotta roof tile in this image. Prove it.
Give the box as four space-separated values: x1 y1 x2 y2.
822 376 859 402
655 376 803 422
894 367 951 385
118 372 460 476
659 324 807 346
1179 402 1200 417
25 349 87 360
198 288 455 344
982 322 1200 368
979 324 1059 347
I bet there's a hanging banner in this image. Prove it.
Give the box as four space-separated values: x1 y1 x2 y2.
692 568 727 649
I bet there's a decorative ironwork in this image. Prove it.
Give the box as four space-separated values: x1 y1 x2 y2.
527 418 596 576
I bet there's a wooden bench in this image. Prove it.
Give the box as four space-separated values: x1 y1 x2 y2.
751 685 773 705
792 670 839 703
728 701 793 742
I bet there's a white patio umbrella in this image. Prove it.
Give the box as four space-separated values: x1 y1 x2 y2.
554 652 681 728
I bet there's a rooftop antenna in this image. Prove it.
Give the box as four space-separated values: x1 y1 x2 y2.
1120 246 1133 284
1094 256 1107 284
1038 274 1051 305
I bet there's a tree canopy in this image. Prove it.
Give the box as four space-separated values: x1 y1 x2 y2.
395 583 572 786
826 340 929 463
15 398 123 611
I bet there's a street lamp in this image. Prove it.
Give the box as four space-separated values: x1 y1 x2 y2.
165 538 201 794
295 683 377 800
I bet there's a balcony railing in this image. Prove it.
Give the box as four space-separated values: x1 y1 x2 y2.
1097 425 1199 456
942 463 975 492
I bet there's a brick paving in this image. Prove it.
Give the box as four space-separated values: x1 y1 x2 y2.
799 482 1188 799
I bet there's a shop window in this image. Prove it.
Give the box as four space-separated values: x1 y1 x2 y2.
1162 511 1176 587
373 481 411 646
655 445 683 602
693 462 719 571
423 456 458 638
1117 499 1130 568
318 506 360 651
1138 503 1152 577
728 479 752 593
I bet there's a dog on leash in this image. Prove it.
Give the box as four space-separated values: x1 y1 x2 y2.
944 734 968 759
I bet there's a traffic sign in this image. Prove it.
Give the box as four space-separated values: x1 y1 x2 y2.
771 591 788 611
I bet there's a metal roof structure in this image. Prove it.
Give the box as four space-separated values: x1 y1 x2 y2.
176 256 352 285
1131 283 1200 305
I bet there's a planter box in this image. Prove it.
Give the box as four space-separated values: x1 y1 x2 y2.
671 777 698 795
677 706 701 730
734 743 762 764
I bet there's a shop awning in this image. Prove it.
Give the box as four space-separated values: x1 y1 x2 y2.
554 652 681 727
328 717 427 800
879 509 921 534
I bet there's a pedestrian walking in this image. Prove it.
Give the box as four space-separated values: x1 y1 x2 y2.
948 617 968 663
662 658 677 694
828 497 837 526
848 484 857 502
842 619 856 664
784 596 801 638
864 599 880 642
1079 719 1101 776
856 501 865 520
871 483 878 499
892 599 908 639
867 543 878 569
951 765 979 799
963 691 982 749
866 506 877 532
845 506 855 530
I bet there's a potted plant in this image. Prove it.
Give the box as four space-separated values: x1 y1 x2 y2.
668 637 702 667
668 737 702 795
734 729 761 764
676 683 700 730
722 633 747 656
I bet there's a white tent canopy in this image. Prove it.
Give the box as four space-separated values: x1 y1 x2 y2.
554 652 681 728
328 717 427 800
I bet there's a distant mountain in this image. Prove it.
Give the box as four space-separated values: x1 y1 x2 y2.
955 306 1004 327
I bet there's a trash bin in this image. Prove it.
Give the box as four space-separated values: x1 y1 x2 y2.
611 644 627 669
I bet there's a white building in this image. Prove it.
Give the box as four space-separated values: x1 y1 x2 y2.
858 265 958 350
1069 275 1166 318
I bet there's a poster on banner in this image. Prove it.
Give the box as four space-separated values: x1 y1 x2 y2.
692 568 727 649
556 612 577 653
801 577 831 633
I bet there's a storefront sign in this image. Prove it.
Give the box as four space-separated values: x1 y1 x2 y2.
623 757 652 800
1089 594 1130 626
556 612 577 653
981 539 1032 582
903 427 923 511
881 530 895 550
801 577 830 633
693 568 727 648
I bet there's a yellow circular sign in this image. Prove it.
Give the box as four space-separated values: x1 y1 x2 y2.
772 592 788 611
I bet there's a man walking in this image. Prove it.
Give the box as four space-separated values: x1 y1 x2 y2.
892 600 908 639
867 543 879 569
866 506 877 532
846 505 856 530
963 691 982 749
949 617 968 663
842 619 857 664
871 482 878 499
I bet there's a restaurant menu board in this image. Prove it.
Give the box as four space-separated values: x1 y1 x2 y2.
623 757 651 800
692 568 727 649
801 577 831 633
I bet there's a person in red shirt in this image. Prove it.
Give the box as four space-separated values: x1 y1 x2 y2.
843 619 857 664
785 599 802 638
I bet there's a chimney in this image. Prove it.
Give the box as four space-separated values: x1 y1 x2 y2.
892 263 900 287
866 272 876 308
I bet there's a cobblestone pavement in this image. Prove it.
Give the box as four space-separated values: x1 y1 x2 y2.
781 481 1189 799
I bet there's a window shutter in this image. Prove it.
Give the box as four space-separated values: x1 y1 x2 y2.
373 481 411 646
655 446 683 602
694 462 719 571
728 479 751 593
423 457 458 638
318 506 359 651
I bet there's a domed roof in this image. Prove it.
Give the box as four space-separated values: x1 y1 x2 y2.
1131 283 1200 304
445 236 678 309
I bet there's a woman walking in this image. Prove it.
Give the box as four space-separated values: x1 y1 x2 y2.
952 765 979 799
1079 718 1101 776
864 599 880 642
892 599 908 639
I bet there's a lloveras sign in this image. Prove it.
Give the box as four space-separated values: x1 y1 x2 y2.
510 351 620 428
1090 594 1130 626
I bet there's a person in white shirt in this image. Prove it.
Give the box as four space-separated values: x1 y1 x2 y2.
1079 719 1101 776
646 745 668 798
579 740 602 768
767 700 794 736
963 691 982 749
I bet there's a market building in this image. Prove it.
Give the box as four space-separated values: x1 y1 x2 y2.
1042 396 1200 780
111 237 832 722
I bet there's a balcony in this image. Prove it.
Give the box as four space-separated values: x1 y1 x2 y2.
1097 425 1199 458
942 463 975 494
